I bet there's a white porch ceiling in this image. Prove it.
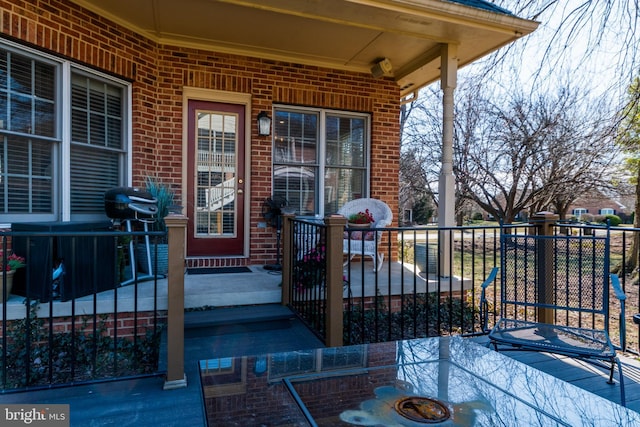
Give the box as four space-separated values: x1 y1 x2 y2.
69 0 539 98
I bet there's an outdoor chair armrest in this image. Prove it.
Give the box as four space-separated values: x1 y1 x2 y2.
480 267 499 291
480 267 499 332
610 273 626 302
611 273 627 350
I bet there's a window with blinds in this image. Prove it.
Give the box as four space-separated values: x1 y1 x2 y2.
272 106 369 216
0 48 55 217
71 74 124 214
0 42 128 221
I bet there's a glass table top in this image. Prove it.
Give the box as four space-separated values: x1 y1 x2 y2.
199 336 639 426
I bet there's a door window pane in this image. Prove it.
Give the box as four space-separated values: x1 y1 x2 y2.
195 111 238 236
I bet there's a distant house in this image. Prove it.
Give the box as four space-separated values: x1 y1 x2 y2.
568 191 631 221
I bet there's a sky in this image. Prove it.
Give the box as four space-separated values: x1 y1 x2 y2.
461 0 638 111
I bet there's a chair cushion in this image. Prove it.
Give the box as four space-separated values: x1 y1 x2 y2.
343 231 375 240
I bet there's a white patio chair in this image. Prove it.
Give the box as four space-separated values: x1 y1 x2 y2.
338 198 393 271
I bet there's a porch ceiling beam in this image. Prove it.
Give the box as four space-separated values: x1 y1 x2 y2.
394 44 443 92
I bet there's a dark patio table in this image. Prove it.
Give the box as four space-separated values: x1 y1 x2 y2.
200 336 639 426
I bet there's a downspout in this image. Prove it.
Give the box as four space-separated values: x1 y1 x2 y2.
438 43 457 277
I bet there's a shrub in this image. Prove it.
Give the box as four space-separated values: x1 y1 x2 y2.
580 213 594 223
604 214 622 226
1 302 161 390
343 292 479 345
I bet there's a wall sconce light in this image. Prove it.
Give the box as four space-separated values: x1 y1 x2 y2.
257 111 272 136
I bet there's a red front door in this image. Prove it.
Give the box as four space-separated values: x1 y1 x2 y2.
186 100 245 256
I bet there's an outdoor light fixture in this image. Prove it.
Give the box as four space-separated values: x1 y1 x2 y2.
370 58 393 78
257 111 272 136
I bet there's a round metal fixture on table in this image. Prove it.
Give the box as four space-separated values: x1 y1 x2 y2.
394 396 451 423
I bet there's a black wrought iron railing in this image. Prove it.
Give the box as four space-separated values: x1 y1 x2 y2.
286 218 328 341
342 224 508 345
285 218 640 355
0 226 166 393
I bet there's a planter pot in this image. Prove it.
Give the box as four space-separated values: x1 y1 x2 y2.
135 243 169 276
414 243 438 275
348 222 372 229
0 269 15 299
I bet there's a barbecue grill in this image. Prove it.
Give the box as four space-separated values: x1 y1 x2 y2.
104 187 161 286
104 187 158 221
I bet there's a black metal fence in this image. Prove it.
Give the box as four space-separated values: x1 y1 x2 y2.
342 224 506 345
286 218 328 341
0 226 166 393
286 218 640 354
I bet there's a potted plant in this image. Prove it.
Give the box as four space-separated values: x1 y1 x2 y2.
136 176 175 276
293 245 348 292
1 253 25 298
294 245 326 291
348 209 375 228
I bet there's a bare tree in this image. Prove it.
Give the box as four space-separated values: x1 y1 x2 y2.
399 89 442 221
616 77 640 273
454 83 618 223
486 1 638 100
400 1 637 225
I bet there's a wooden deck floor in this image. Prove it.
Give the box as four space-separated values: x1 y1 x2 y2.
470 336 640 412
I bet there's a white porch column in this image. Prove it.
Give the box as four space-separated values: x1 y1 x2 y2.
438 44 457 277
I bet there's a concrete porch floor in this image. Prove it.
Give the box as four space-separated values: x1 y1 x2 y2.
2 259 469 319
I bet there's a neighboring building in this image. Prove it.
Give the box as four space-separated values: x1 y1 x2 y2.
0 0 537 268
568 192 631 221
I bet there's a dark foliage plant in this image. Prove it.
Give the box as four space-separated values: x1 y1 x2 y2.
0 301 161 390
293 245 327 291
343 292 478 345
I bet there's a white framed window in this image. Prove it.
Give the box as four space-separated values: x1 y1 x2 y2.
272 106 369 216
600 208 614 215
267 346 366 381
0 40 130 223
572 208 587 219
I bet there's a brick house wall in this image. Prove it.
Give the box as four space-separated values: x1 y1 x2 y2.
567 193 628 219
1 0 400 267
